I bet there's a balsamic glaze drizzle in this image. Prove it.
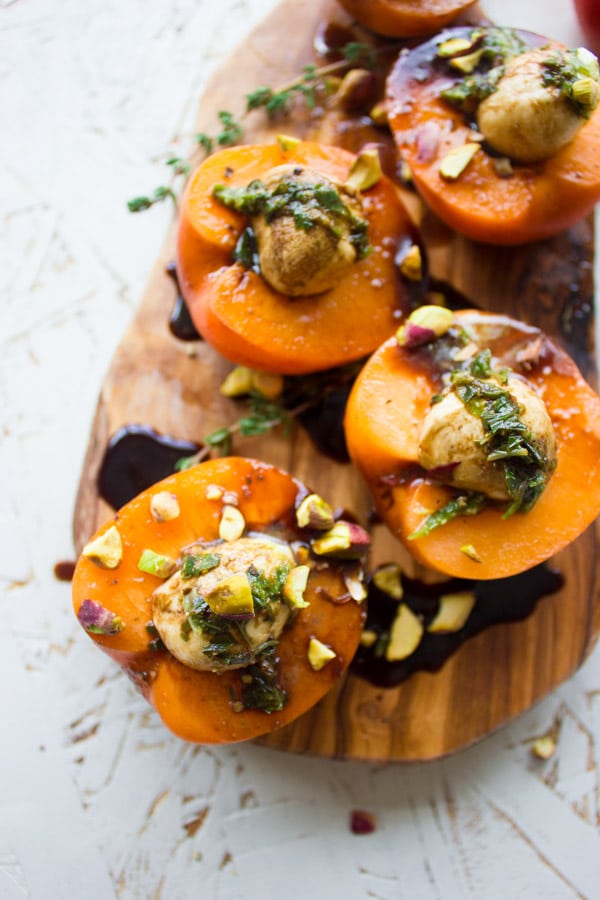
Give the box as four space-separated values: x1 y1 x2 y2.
98 425 200 510
165 261 202 342
351 564 564 687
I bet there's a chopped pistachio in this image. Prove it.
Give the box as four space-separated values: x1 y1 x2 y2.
296 493 335 530
137 549 177 578
372 563 403 600
450 48 485 74
531 734 557 760
277 133 301 152
220 366 254 398
428 591 476 633
571 76 600 110
283 565 311 608
398 243 422 281
307 636 336 670
396 305 454 349
437 35 479 58
460 543 482 563
219 505 246 542
77 598 124 635
344 569 368 603
150 491 180 522
398 159 413 183
293 543 310 565
439 142 480 181
386 604 423 661
334 68 376 112
205 573 254 618
311 520 370 559
369 101 388 126
82 525 123 570
205 484 224 501
220 365 283 400
453 341 479 362
359 629 378 648
345 149 383 192
251 370 284 400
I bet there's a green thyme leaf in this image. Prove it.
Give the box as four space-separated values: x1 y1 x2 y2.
408 492 486 539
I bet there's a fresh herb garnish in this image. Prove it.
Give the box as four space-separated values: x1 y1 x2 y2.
449 353 553 515
240 653 287 713
194 110 244 155
127 185 177 213
246 564 291 613
181 552 221 579
175 363 361 470
180 593 243 663
233 225 261 272
127 41 390 214
409 492 486 539
212 177 370 261
440 28 527 116
541 47 600 118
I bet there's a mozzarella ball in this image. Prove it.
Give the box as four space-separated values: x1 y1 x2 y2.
418 376 557 499
152 536 294 673
477 48 595 163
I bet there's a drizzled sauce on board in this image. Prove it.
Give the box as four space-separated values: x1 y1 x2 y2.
98 425 201 509
351 564 564 687
165 262 202 342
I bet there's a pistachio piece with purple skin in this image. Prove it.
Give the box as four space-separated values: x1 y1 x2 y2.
78 599 125 635
296 493 335 531
396 305 454 349
311 521 371 559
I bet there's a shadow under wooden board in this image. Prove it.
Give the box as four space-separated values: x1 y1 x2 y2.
73 0 600 761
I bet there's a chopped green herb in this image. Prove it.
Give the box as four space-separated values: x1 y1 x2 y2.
181 552 221 579
232 226 260 272
213 175 370 261
541 47 600 117
440 28 527 116
449 353 554 515
409 492 486 539
240 654 287 713
246 564 291 613
127 185 176 213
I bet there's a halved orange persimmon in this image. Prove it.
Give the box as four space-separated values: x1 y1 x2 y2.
176 140 417 374
72 457 367 744
336 0 478 38
386 27 600 244
344 309 600 579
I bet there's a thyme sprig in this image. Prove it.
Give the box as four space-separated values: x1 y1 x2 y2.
175 362 361 469
127 41 386 214
175 391 304 469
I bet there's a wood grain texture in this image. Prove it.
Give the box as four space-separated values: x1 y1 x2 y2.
72 0 600 760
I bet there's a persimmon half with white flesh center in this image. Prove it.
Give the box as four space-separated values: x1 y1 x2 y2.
72 457 368 743
344 309 600 580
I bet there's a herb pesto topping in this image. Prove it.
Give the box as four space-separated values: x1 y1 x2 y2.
439 28 527 116
414 345 557 538
450 351 554 516
541 47 600 118
213 175 370 262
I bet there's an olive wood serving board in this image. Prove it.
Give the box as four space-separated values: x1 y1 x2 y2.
73 0 600 761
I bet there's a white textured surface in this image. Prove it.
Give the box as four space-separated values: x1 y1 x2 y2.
2 1 600 897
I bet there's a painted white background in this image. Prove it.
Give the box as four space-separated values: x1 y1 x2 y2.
2 0 599 897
